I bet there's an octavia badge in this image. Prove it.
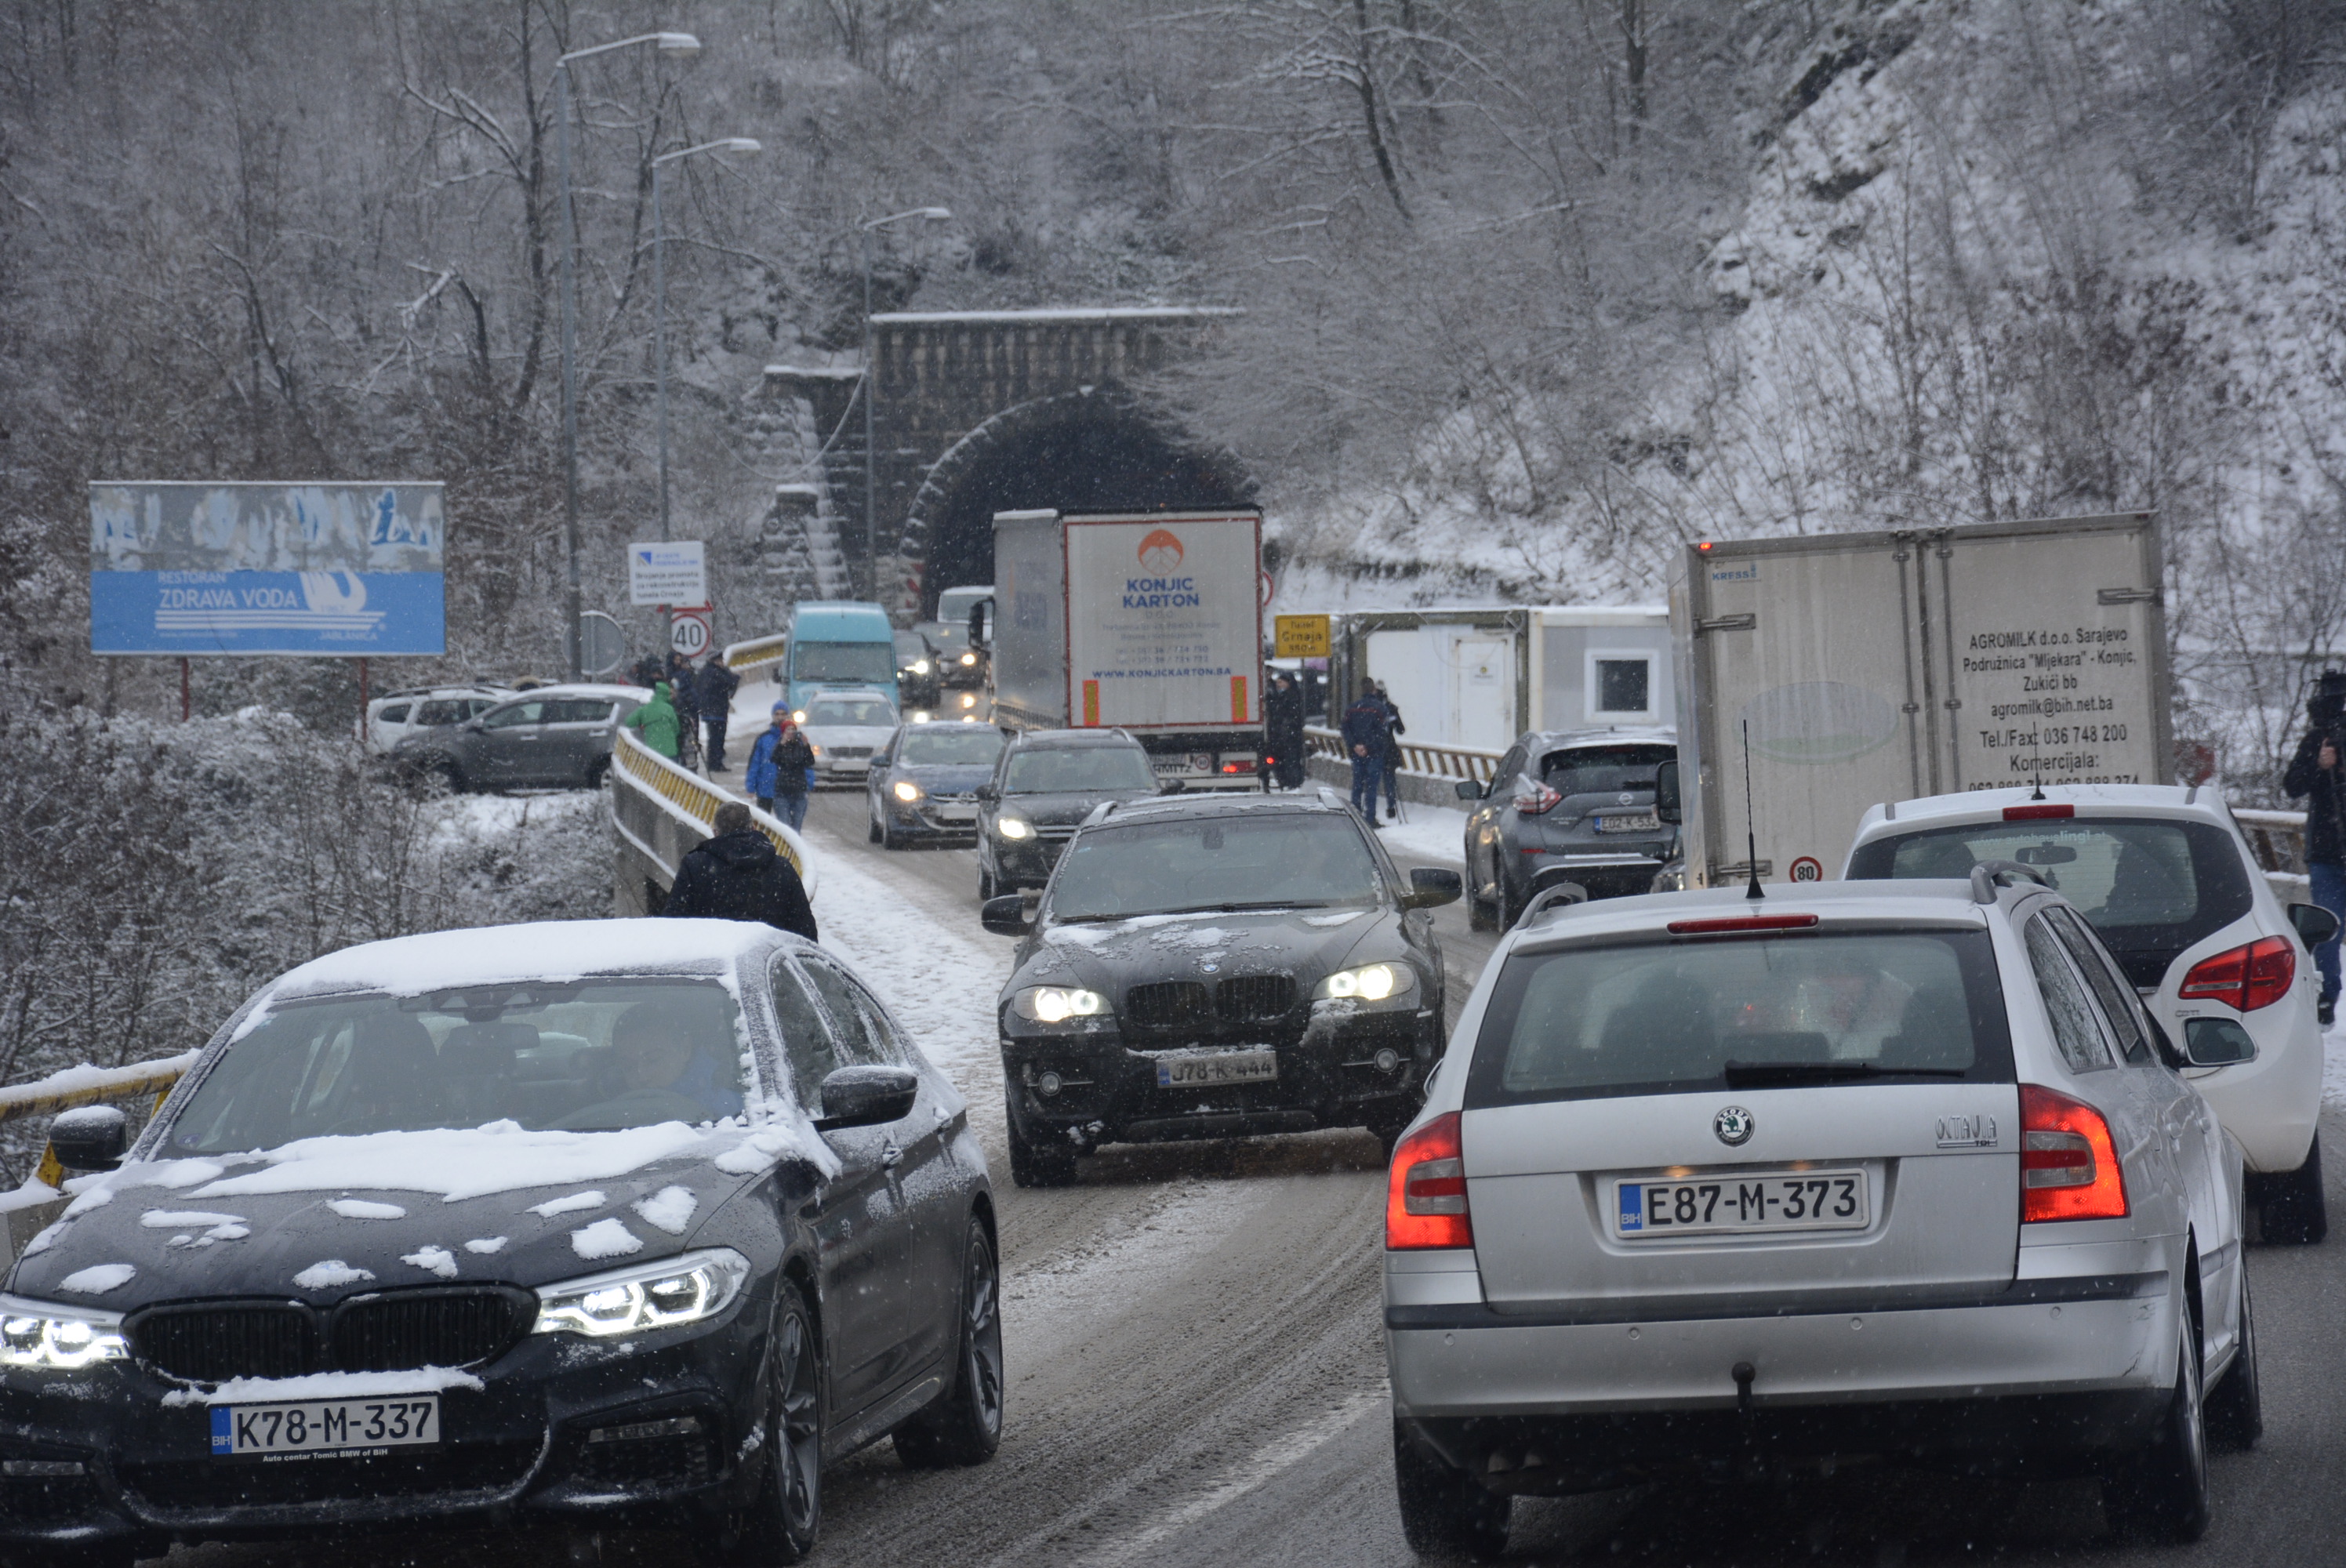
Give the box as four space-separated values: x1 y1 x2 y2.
1714 1105 1755 1146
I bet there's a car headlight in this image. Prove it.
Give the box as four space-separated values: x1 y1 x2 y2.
0 1297 127 1370
959 692 979 709
1313 962 1415 1003
960 652 979 666
911 659 932 675
1012 985 1109 1023
893 780 923 803
532 1249 750 1339
997 815 1034 840
791 710 807 724
910 710 932 724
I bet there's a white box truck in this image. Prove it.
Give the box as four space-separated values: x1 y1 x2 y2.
987 508 1266 788
1670 513 2172 889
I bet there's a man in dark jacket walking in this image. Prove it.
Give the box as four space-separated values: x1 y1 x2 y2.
1376 682 1406 821
662 802 818 941
695 655 742 771
1341 683 1390 825
2285 671 2346 1024
1262 671 1307 792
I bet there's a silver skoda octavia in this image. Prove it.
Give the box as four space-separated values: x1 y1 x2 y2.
1384 873 2256 1559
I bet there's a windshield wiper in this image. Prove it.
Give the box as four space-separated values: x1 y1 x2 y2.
1721 1060 1968 1087
1160 900 1331 915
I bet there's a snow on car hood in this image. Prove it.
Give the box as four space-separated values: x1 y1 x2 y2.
5 1119 835 1310
1015 905 1398 995
262 919 769 1003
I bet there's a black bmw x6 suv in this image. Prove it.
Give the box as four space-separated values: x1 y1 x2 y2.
981 791 1462 1185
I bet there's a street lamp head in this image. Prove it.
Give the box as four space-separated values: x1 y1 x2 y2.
656 32 702 56
719 138 763 154
914 207 953 221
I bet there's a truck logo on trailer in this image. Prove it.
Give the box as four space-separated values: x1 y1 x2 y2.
1138 529 1186 572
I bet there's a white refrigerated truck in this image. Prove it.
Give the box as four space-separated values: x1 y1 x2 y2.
985 508 1266 789
1669 512 2173 890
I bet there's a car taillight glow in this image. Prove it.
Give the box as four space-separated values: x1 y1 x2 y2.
2177 935 2295 1012
2003 804 2074 820
1386 1112 1472 1250
1513 782 1563 815
2021 1083 2127 1222
1666 913 1821 935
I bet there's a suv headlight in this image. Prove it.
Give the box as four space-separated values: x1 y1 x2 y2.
997 815 1034 840
893 780 924 803
911 659 932 675
0 1297 127 1369
532 1249 750 1339
1012 985 1109 1023
1313 962 1415 1003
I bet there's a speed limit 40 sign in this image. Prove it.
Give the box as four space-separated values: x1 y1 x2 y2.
670 605 713 659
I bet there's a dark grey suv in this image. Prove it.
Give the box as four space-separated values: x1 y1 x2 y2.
974 730 1161 901
392 684 645 793
1454 728 1677 929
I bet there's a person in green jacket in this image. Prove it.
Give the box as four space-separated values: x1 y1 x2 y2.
623 681 683 759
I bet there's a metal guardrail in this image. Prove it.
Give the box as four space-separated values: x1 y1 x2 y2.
2233 807 2309 891
1 1052 198 1194
608 728 815 889
1303 724 1502 784
723 633 790 676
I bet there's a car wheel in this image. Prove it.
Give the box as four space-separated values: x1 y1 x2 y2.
868 804 883 844
979 865 999 902
583 755 610 790
1466 887 1496 933
893 1220 1005 1468
2206 1265 2261 1451
2101 1306 2210 1544
698 1278 822 1565
1006 1094 1079 1188
1393 1421 1509 1561
2260 1133 2327 1243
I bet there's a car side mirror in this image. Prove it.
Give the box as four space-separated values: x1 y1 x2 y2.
975 784 999 802
968 600 994 652
813 1065 919 1131
1158 779 1186 795
1453 777 1486 802
980 895 1035 937
48 1105 129 1174
1404 867 1462 909
2289 902 2341 949
2181 1016 2257 1069
1654 759 1682 826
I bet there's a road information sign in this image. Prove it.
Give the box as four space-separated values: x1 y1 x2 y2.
1273 614 1331 659
629 540 706 607
89 482 445 656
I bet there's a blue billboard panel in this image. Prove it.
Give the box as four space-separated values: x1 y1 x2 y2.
89 482 445 656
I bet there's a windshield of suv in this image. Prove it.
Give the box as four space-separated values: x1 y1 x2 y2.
1467 931 2012 1107
1051 813 1382 920
792 641 895 684
1540 744 1675 797
806 698 898 727
901 727 1004 766
1004 746 1157 793
1845 818 2253 987
166 981 748 1150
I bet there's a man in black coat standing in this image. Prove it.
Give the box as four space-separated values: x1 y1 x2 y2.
661 802 818 941
695 655 742 772
1263 670 1307 791
2285 670 2346 1025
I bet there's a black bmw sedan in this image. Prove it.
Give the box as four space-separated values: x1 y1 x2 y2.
980 791 1461 1185
0 920 1000 1566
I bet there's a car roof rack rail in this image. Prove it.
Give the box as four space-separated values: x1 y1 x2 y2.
1519 881 1591 927
1970 859 2052 903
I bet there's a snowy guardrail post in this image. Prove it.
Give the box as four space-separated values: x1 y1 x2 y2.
606 726 816 916
0 1051 201 1266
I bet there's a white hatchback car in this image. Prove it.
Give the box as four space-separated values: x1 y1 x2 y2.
797 688 901 786
362 684 510 753
1843 785 2331 1244
1385 877 2251 1559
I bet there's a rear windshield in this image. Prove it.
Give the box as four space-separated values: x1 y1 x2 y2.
1845 818 2252 987
1004 747 1157 793
1540 745 1674 797
166 981 748 1151
1465 930 2013 1109
900 727 1004 766
1050 815 1380 920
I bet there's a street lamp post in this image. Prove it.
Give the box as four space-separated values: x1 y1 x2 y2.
859 206 952 605
555 30 700 681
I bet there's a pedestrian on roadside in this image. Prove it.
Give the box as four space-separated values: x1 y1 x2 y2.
744 702 816 831
2285 670 2346 1025
666 652 702 768
628 652 664 691
1341 681 1390 826
1264 670 1307 791
661 801 818 941
621 680 682 760
696 654 742 771
1377 681 1406 822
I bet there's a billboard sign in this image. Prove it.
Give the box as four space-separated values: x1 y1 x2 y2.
629 540 706 606
90 482 445 656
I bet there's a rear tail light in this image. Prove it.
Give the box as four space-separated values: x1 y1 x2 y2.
1221 759 1256 774
2020 1083 2128 1222
1513 782 1563 815
1667 913 1821 935
2177 936 2295 1012
1386 1112 1472 1250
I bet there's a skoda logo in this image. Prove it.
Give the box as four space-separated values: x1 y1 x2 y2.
1713 1105 1756 1146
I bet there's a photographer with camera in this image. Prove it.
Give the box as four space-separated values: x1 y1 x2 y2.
2284 670 2346 1026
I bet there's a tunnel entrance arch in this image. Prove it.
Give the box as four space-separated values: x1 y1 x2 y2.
899 390 1252 619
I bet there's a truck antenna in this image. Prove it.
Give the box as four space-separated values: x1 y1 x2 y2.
1741 718 1765 901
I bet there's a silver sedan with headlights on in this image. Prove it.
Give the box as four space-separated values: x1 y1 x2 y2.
1385 873 2253 1558
866 720 1008 847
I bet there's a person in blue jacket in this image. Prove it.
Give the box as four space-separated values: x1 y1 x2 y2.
743 702 816 830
